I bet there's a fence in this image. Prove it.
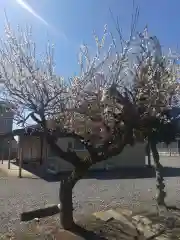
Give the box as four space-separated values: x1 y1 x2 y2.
157 141 180 156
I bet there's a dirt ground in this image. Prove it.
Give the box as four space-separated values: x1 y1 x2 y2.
2 208 180 240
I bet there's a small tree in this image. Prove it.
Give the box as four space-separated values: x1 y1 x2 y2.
105 26 180 210
133 31 179 209
0 21 136 229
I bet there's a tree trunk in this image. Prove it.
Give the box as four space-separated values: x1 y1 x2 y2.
150 141 166 208
59 166 89 230
59 178 74 229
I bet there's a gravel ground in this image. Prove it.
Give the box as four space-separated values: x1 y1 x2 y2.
0 156 180 234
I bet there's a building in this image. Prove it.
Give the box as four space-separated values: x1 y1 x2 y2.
12 107 180 172
0 101 14 134
0 101 15 159
18 125 146 174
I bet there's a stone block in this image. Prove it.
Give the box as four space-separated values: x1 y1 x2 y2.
132 215 152 225
93 211 113 222
106 209 138 237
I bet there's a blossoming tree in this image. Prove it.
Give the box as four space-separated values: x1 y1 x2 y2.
0 21 137 229
0 16 179 230
106 25 180 209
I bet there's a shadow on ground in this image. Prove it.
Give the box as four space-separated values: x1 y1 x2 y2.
11 161 180 182
14 220 107 240
70 224 107 240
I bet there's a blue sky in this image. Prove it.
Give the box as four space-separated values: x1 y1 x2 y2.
1 0 180 78
0 0 180 129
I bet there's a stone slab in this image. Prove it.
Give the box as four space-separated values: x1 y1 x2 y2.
106 209 138 237
132 215 152 225
155 235 168 240
93 211 113 222
115 207 133 217
21 205 60 221
92 209 168 239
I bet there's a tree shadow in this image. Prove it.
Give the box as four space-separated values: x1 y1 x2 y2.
88 166 180 180
11 161 180 182
71 223 107 240
167 205 180 211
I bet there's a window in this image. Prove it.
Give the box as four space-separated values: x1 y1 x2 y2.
67 141 73 149
73 139 86 151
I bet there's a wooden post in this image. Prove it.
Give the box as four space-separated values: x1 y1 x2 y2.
1 151 3 164
17 138 20 164
146 140 151 167
30 144 32 163
19 148 23 178
178 140 180 156
1 142 3 164
40 136 43 165
41 137 46 172
8 141 11 169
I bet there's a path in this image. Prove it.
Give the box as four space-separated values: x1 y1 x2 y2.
0 156 180 234
0 160 38 178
